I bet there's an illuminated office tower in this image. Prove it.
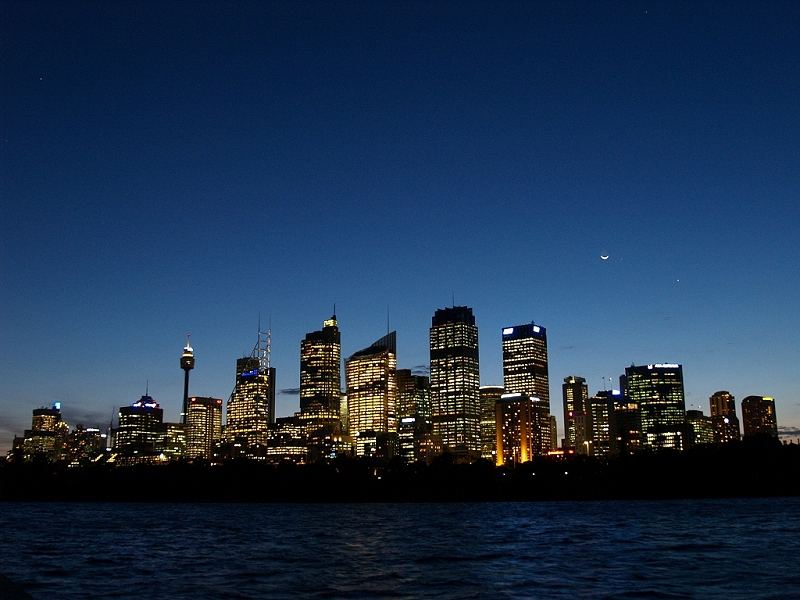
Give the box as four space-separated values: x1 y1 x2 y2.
17 403 69 461
709 391 741 444
502 322 550 454
115 394 164 453
180 337 195 425
624 364 686 450
479 386 504 461
346 331 397 455
429 306 481 455
300 314 341 418
562 376 588 451
397 369 432 463
582 392 615 456
495 393 536 466
549 416 558 451
186 396 223 460
685 410 714 447
741 396 778 439
225 328 276 454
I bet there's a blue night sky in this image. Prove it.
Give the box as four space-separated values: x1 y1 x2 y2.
2 1 799 450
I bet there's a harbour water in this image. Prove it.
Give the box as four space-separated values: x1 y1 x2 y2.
1 498 799 599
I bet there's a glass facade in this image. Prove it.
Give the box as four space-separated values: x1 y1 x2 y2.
624 364 686 450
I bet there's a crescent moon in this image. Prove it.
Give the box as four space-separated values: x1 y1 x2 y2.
600 255 609 260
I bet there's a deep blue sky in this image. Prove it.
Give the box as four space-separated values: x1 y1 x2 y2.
2 1 799 450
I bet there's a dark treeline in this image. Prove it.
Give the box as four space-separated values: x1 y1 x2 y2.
1 437 798 502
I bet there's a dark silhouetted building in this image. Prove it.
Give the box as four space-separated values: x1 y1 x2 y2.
430 306 480 456
741 395 778 439
709 390 741 444
562 375 588 451
624 364 686 450
396 369 432 464
611 391 641 455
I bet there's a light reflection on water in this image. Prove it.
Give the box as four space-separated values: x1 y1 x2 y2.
1 498 799 599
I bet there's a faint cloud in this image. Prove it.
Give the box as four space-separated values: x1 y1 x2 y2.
280 388 301 396
778 426 800 437
411 364 429 376
560 345 575 351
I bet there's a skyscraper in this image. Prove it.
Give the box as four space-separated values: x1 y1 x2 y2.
741 396 778 439
300 314 342 418
115 394 164 454
15 403 69 462
185 396 223 460
709 390 741 444
584 392 615 456
685 410 714 447
624 364 686 450
180 337 195 425
562 375 588 451
502 322 550 454
479 386 504 461
429 306 481 455
225 329 276 455
396 369 432 464
495 393 535 466
346 331 397 456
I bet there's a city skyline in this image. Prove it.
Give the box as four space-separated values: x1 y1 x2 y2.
2 2 799 452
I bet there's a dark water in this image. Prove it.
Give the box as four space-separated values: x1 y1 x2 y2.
1 498 799 599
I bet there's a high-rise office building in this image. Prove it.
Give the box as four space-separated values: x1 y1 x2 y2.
709 390 741 444
611 390 641 455
115 394 165 453
741 396 778 439
584 392 615 457
300 314 343 460
685 410 714 447
180 337 195 425
397 369 432 464
430 306 481 455
549 415 558 451
300 314 341 418
479 386 504 461
624 364 686 450
562 375 588 451
185 396 223 460
346 331 397 456
16 403 69 462
502 322 550 454
225 337 276 453
495 393 536 466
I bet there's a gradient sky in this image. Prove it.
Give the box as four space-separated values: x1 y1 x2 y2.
2 1 799 451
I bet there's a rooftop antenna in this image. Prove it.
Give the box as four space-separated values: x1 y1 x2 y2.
333 302 336 318
451 290 455 307
146 379 149 396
